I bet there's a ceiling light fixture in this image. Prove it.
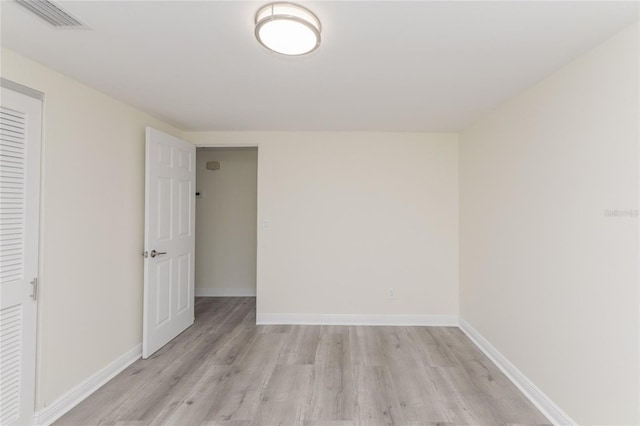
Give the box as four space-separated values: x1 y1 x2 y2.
255 2 321 56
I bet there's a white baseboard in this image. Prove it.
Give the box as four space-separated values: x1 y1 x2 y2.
33 344 142 426
459 319 575 426
195 287 256 297
256 313 458 326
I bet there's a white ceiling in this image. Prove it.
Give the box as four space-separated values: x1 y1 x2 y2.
1 1 638 132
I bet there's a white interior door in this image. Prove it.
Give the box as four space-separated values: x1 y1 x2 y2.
0 86 41 425
143 127 195 358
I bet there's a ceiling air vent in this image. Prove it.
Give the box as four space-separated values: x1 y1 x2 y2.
14 0 86 28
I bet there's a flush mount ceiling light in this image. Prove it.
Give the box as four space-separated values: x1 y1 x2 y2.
255 2 321 56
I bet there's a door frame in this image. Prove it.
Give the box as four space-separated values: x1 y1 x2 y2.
0 77 45 423
194 142 259 308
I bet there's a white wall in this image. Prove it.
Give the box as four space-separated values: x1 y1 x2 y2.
187 132 459 319
1 48 185 408
195 148 257 296
459 24 639 425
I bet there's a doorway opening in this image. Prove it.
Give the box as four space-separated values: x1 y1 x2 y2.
194 147 258 299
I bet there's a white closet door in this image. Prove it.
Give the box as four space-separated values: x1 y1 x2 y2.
0 87 41 425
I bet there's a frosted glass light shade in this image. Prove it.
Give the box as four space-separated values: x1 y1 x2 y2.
255 3 321 56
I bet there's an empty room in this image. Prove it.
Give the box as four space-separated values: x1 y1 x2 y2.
0 1 638 425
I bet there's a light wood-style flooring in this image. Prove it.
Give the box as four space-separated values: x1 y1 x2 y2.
56 297 550 425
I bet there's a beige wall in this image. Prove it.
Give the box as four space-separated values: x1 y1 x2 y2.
459 24 639 425
195 148 257 295
1 48 185 408
187 132 460 318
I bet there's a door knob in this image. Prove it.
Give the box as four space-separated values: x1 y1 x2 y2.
150 250 167 258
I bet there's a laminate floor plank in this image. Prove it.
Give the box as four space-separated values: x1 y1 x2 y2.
149 366 231 426
352 365 407 426
277 326 321 366
305 363 354 423
203 334 288 423
305 330 353 422
380 330 451 422
348 326 385 367
200 421 252 426
55 298 551 426
201 366 273 423
252 364 314 425
407 327 461 368
313 329 350 367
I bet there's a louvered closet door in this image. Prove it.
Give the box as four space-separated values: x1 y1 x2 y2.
0 87 41 425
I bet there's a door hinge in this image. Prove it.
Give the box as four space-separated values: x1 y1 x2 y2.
30 278 38 301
